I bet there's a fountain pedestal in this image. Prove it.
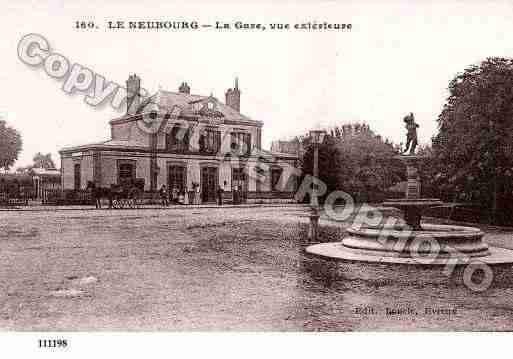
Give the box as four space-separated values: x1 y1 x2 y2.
383 155 442 230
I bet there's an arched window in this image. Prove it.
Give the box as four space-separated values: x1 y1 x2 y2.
166 126 190 153
199 129 221 154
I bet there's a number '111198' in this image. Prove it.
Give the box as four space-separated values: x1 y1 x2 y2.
38 339 68 348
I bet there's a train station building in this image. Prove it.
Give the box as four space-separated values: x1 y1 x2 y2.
59 75 299 204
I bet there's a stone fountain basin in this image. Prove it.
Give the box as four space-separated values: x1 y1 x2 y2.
306 223 513 266
344 223 489 257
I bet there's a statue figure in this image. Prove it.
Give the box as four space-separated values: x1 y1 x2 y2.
402 112 419 155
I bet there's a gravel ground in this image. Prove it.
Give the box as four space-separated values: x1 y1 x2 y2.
1 205 513 331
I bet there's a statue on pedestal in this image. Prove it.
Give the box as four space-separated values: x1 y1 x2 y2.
402 112 419 155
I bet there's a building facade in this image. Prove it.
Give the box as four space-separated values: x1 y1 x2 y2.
59 75 299 204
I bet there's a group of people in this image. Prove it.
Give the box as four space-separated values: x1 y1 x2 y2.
159 182 201 206
88 180 227 209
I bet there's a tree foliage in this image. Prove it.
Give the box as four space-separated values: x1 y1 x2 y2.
33 152 56 169
432 57 513 223
300 135 342 202
0 120 22 171
300 124 403 203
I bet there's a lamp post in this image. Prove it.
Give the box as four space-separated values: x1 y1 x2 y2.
309 128 327 240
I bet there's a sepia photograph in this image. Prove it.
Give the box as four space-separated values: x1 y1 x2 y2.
2 0 513 356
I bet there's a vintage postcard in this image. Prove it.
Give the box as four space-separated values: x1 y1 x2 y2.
1 0 513 354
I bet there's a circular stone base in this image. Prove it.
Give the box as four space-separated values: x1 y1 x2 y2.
306 242 513 266
304 222 513 287
305 242 513 288
303 250 513 288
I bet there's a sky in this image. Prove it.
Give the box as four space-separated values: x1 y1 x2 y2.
2 0 513 168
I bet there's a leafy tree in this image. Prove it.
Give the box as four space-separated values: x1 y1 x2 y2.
15 165 31 174
300 124 403 203
0 120 22 171
416 144 445 199
432 57 513 224
33 152 56 169
300 134 342 203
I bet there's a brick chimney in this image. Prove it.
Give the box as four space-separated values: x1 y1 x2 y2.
126 74 141 115
225 77 240 112
179 82 190 94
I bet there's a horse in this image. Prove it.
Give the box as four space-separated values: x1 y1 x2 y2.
87 181 142 209
87 181 110 209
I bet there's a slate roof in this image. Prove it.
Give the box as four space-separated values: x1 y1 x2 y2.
60 140 147 153
111 90 261 126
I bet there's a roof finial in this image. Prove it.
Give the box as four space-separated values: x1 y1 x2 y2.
234 76 239 90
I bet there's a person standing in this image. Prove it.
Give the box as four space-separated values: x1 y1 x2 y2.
93 183 102 209
178 189 185 205
108 184 115 209
195 183 201 205
184 187 189 205
233 183 239 205
159 185 168 207
171 186 179 204
217 181 225 206
129 183 139 208
190 183 196 205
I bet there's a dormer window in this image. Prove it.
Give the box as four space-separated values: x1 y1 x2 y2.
207 101 214 110
191 102 201 112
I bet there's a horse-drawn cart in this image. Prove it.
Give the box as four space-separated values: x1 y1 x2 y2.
88 179 144 209
110 184 141 209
